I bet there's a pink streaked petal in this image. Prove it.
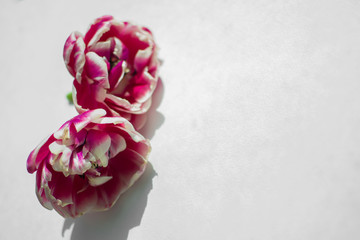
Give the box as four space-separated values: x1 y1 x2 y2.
104 94 150 114
111 148 147 193
108 133 126 158
63 33 86 83
133 46 152 72
73 38 86 82
97 116 128 125
65 177 98 217
87 175 113 187
85 151 96 164
148 47 160 77
93 15 114 24
72 81 110 114
131 70 157 103
69 109 107 133
85 130 111 167
89 150 145 210
69 150 92 175
119 24 152 58
105 93 131 109
88 38 114 60
93 80 108 102
46 170 76 209
141 26 153 35
123 155 147 189
64 32 80 61
35 162 53 210
48 140 65 155
85 52 109 88
109 127 150 158
72 84 88 114
97 20 125 44
27 135 54 173
75 128 87 146
63 32 78 75
84 17 113 47
54 125 68 140
109 60 126 90
51 146 73 175
111 112 147 130
63 32 84 77
113 37 124 59
101 120 149 153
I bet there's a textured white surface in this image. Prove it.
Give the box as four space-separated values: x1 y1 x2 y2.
1 0 360 239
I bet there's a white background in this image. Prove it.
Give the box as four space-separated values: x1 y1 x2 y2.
1 0 360 239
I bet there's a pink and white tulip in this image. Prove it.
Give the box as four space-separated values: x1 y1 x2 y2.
63 15 160 130
27 109 151 218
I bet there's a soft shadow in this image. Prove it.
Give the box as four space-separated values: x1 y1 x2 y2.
139 78 165 139
62 163 156 240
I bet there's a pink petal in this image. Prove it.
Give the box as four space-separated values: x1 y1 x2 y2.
69 150 92 175
105 94 151 114
108 133 126 158
88 148 146 210
51 175 95 218
85 130 111 167
63 32 86 82
133 46 152 72
35 161 53 210
84 16 113 47
50 145 73 175
109 60 126 90
56 109 107 137
118 24 152 63
131 70 157 103
27 135 54 173
88 38 114 60
46 168 75 208
84 52 109 88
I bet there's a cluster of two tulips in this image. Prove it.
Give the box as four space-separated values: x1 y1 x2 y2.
27 16 160 218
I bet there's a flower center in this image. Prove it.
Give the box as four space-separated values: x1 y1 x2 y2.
110 56 120 70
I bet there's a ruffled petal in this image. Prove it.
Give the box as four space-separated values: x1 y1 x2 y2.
108 133 126 158
134 46 152 72
63 32 86 82
54 109 107 139
131 69 157 103
69 150 92 175
49 141 65 155
85 130 111 167
109 60 126 90
88 38 114 60
84 52 109 88
84 16 113 47
27 135 54 173
48 172 75 208
49 174 93 218
50 145 73 175
104 93 150 113
35 161 53 210
118 24 152 63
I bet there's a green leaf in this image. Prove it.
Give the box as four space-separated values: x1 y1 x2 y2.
66 92 73 105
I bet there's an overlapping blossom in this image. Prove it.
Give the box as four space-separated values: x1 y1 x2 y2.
64 15 160 129
27 109 151 218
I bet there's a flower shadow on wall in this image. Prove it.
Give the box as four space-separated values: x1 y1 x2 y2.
62 78 164 240
138 78 165 139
